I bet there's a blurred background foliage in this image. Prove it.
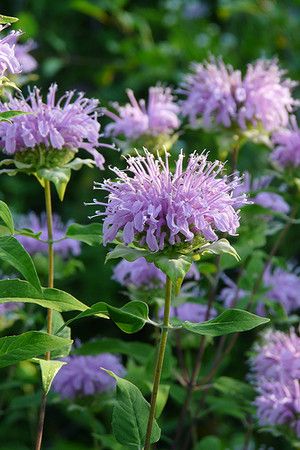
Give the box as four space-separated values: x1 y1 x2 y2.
0 1 300 449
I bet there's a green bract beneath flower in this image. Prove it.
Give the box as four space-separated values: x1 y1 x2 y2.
14 146 76 170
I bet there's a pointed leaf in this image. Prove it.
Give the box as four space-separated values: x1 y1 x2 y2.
107 301 149 333
0 201 14 234
151 255 192 283
106 244 148 263
103 370 161 447
0 14 18 24
36 167 71 201
198 239 240 261
32 358 66 394
0 236 41 292
0 279 88 312
66 223 102 246
180 309 269 337
0 332 72 368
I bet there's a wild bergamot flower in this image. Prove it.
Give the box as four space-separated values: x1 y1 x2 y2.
91 150 246 252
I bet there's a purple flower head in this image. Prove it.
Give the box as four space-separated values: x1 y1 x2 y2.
16 212 81 259
113 257 166 288
250 330 300 382
234 171 289 215
0 84 112 168
255 379 300 437
159 302 217 323
0 28 22 76
255 192 290 215
180 57 244 128
219 273 248 308
263 265 300 315
238 59 297 132
52 352 125 399
92 150 246 252
113 257 200 289
180 57 297 133
105 86 180 140
271 116 300 168
250 329 300 437
14 39 37 74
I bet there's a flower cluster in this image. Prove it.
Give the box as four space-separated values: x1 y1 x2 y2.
0 28 22 77
92 150 246 252
52 352 125 399
105 86 180 140
249 330 300 437
180 57 297 133
271 116 300 168
113 257 200 289
0 84 110 168
16 212 81 259
159 302 216 323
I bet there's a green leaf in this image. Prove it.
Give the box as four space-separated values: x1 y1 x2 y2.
198 238 240 261
66 223 102 246
108 301 150 333
61 300 150 334
36 167 71 201
32 358 66 394
0 111 26 122
0 201 14 235
0 14 18 24
195 436 222 450
106 244 148 263
0 279 88 312
51 311 72 357
0 331 72 368
104 370 161 447
154 384 170 418
151 254 192 282
0 236 41 292
180 309 269 337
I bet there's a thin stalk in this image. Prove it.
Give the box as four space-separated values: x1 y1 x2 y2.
144 276 172 450
35 180 54 450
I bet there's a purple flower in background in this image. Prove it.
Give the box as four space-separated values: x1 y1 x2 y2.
159 302 217 323
271 116 300 168
105 86 180 140
264 265 300 315
234 171 289 215
255 379 300 437
219 273 248 308
180 57 244 128
255 192 290 215
0 28 22 76
16 212 81 258
0 84 112 168
52 353 125 399
180 57 297 133
0 302 22 315
113 257 166 288
113 257 200 288
14 39 37 74
91 150 246 252
183 1 208 20
238 59 297 132
249 329 300 438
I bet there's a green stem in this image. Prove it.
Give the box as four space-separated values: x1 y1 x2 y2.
144 276 172 450
35 179 54 450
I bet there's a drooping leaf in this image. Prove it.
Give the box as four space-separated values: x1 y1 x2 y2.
104 370 161 447
0 236 41 292
150 254 192 282
32 358 66 394
106 244 148 263
0 332 72 368
0 14 18 24
61 300 150 334
180 309 269 337
51 311 72 357
0 279 87 312
66 223 102 246
0 201 14 235
36 167 71 201
198 238 240 261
